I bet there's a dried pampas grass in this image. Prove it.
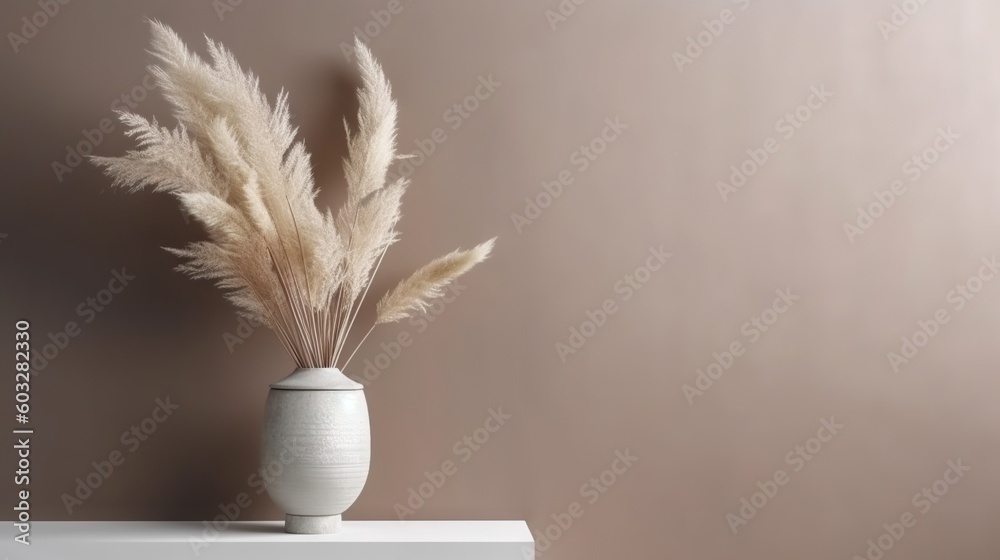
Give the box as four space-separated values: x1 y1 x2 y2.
92 21 494 370
376 239 496 325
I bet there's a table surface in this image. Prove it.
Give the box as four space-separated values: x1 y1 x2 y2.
25 520 533 543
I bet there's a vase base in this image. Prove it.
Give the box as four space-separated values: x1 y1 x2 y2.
285 514 342 534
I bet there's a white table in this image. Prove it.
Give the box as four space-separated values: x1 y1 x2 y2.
14 520 534 559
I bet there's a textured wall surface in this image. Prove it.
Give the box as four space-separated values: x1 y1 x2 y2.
3 1 1000 558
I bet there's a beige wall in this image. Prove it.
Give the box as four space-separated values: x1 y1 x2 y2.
3 1 1000 558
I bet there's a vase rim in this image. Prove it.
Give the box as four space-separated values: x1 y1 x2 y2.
269 367 364 391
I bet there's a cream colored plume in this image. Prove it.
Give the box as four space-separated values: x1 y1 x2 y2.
376 239 496 324
337 37 401 302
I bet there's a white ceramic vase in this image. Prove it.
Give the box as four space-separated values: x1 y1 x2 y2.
261 368 370 534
